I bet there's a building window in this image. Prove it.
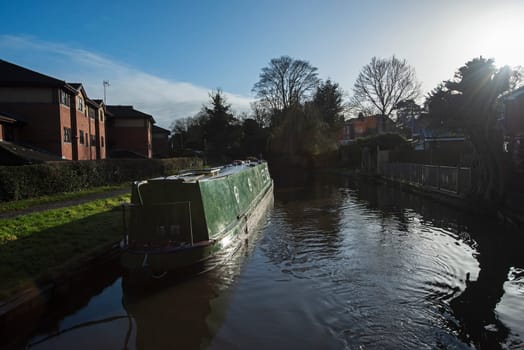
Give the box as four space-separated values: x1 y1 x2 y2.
64 127 72 143
60 90 70 107
99 110 104 122
77 97 84 112
101 136 104 147
90 134 96 146
88 107 96 119
4 125 14 141
79 130 84 144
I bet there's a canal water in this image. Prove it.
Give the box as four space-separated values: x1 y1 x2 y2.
18 173 524 349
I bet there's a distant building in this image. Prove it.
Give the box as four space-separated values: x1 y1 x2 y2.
106 105 155 158
88 99 107 160
152 125 171 158
339 114 394 144
0 59 106 160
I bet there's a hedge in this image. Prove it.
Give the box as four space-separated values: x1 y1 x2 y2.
338 133 411 168
0 157 203 202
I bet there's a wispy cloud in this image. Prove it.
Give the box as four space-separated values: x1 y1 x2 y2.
0 35 253 129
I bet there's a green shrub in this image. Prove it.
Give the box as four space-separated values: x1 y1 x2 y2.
0 157 202 202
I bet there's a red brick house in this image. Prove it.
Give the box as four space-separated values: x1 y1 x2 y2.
0 59 106 160
339 114 394 144
152 125 171 158
106 105 154 158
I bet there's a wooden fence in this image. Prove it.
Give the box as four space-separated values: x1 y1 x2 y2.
379 162 472 196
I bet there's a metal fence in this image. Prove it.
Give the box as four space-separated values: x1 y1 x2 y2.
379 162 472 196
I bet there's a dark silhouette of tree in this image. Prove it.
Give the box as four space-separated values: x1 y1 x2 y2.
268 106 302 156
170 113 207 153
250 101 272 128
251 58 345 165
425 57 521 201
422 83 460 131
311 79 345 127
351 55 421 119
169 90 243 161
269 104 340 159
202 89 241 161
252 56 320 113
395 99 422 138
204 90 234 122
241 118 269 158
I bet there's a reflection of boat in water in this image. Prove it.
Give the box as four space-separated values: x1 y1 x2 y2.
121 193 272 349
21 193 271 350
122 267 233 349
22 268 235 350
121 160 274 284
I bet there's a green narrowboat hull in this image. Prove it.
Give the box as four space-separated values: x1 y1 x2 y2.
121 161 273 281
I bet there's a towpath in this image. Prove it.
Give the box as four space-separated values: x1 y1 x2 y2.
0 188 130 220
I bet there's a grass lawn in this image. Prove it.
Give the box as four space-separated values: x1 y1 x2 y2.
0 184 129 214
0 193 130 301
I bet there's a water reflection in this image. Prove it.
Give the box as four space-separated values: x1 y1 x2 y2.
23 218 267 350
123 273 223 349
449 221 524 349
4 261 121 350
335 177 524 349
209 174 523 349
17 173 524 350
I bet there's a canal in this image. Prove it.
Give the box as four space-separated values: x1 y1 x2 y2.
17 173 524 349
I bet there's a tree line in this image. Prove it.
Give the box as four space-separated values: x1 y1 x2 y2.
170 56 347 164
170 54 523 201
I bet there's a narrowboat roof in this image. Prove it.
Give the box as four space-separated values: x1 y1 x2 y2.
148 161 264 183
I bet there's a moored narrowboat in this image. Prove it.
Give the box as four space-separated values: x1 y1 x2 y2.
121 160 273 282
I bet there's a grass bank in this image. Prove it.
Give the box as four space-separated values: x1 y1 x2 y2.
0 193 130 301
0 184 128 214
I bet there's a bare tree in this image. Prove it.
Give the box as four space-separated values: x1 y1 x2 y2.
351 55 421 118
252 56 320 111
250 101 271 127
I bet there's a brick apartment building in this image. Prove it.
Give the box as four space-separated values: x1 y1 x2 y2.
0 59 106 160
152 125 171 158
106 105 155 158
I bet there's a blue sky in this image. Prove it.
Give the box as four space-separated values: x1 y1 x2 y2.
1 0 524 128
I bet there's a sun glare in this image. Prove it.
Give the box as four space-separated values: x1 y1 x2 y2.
473 11 524 67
